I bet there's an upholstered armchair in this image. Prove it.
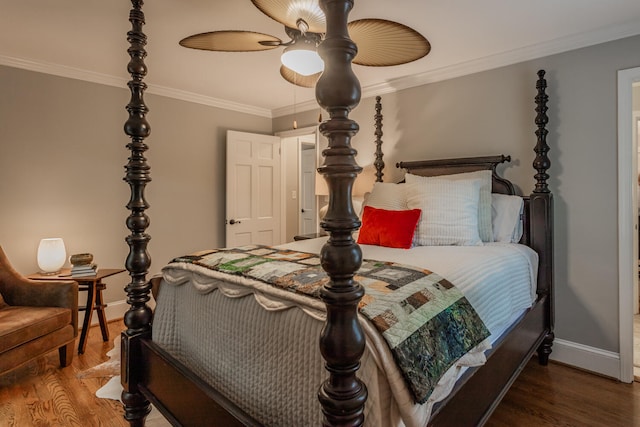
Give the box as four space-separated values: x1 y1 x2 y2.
0 246 78 376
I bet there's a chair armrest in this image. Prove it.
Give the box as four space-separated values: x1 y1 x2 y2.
5 279 79 337
14 279 78 309
0 246 77 310
0 246 78 335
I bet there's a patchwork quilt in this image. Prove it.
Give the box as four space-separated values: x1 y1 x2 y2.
167 244 490 404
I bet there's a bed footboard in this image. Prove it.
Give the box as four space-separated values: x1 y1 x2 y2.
138 339 260 426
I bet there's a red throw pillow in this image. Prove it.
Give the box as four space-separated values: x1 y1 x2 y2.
357 206 422 249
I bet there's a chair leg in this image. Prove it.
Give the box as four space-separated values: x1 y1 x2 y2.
59 342 74 367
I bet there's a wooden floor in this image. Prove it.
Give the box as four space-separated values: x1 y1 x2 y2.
1 320 639 426
487 360 640 426
0 320 129 427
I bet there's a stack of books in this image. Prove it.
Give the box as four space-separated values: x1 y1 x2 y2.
70 253 98 277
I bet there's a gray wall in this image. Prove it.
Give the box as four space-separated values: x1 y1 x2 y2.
0 65 272 305
276 34 640 354
2 32 638 356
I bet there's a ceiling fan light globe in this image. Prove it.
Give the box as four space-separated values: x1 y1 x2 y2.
281 49 323 76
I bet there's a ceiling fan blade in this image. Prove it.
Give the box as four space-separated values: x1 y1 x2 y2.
280 65 321 88
252 0 325 34
180 31 282 52
348 19 430 67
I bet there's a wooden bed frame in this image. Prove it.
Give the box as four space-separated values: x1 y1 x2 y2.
120 1 553 426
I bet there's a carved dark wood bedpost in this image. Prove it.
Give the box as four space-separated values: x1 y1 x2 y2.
315 0 367 425
121 1 152 425
374 96 384 182
533 70 550 195
530 69 554 364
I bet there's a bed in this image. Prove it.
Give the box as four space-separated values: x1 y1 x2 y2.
120 1 554 426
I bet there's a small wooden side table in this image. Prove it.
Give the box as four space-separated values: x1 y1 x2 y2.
28 268 125 354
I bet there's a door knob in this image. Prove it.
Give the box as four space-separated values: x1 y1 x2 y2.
229 219 241 225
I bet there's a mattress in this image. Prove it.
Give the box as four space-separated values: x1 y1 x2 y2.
152 239 538 426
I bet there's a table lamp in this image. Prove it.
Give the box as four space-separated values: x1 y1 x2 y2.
37 238 66 275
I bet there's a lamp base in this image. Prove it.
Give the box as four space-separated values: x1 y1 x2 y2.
39 270 61 276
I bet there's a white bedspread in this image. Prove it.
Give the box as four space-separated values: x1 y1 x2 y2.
281 239 539 337
153 239 537 426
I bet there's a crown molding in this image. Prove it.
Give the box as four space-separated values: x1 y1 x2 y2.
273 19 640 117
272 98 322 118
2 18 639 120
0 55 272 118
371 18 640 96
0 55 126 88
146 85 271 118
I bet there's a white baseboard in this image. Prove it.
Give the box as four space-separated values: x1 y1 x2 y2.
80 299 129 327
550 338 622 380
105 299 129 322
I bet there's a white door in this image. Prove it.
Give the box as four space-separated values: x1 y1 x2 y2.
226 130 281 247
300 144 317 234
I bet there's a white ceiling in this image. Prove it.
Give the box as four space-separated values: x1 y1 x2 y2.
2 0 640 118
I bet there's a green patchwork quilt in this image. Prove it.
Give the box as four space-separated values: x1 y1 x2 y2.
167 245 490 404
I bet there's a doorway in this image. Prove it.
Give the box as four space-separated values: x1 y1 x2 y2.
225 130 281 247
277 126 320 242
299 141 318 235
618 68 640 383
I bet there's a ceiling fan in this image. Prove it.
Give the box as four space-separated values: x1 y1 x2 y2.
179 0 431 88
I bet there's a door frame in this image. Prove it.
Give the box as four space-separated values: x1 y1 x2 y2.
298 140 318 234
276 126 319 242
635 110 640 317
617 67 640 383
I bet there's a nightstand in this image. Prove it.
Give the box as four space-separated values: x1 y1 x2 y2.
28 268 125 354
293 231 329 241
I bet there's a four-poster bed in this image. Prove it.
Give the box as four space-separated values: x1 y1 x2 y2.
120 1 553 426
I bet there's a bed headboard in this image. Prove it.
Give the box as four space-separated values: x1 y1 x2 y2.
396 155 516 195
395 155 530 246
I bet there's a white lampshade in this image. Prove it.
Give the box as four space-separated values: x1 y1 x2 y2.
281 48 324 76
37 238 66 274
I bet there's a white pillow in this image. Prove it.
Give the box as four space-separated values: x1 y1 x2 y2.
405 178 483 246
405 170 493 242
491 193 524 243
362 182 408 211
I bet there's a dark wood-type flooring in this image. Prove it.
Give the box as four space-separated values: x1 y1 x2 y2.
1 319 638 426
